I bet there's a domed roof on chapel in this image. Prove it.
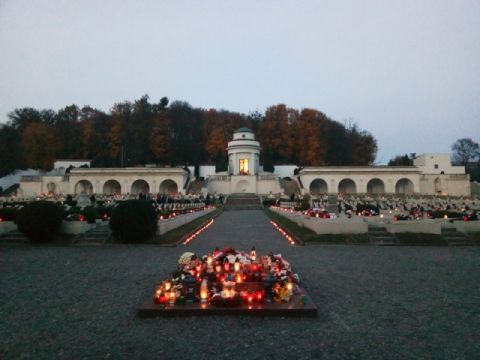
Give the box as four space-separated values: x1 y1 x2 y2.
234 127 253 133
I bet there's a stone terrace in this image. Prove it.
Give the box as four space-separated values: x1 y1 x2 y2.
1 210 479 359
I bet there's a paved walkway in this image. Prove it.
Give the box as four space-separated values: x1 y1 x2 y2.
1 209 479 358
184 209 294 256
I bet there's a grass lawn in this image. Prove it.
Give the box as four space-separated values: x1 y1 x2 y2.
395 232 447 245
467 232 480 245
264 208 370 244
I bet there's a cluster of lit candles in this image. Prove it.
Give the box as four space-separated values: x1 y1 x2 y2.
182 218 214 245
153 247 298 307
269 220 296 245
159 205 215 220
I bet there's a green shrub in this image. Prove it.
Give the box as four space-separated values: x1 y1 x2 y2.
262 198 277 207
95 205 113 219
109 200 158 243
356 204 380 213
295 198 310 211
16 201 63 243
0 207 19 222
81 206 98 224
431 210 463 219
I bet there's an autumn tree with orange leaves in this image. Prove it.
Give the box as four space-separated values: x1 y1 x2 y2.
0 96 378 176
21 123 60 170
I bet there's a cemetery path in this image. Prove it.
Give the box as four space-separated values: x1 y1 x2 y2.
2 209 480 359
183 209 294 255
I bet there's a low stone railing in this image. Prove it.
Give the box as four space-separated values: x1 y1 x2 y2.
269 206 368 234
0 221 16 235
157 207 216 235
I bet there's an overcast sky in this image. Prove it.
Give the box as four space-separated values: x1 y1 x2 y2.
1 0 479 164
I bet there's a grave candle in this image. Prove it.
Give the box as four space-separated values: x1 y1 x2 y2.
200 279 208 303
234 259 241 272
250 247 256 261
169 290 176 305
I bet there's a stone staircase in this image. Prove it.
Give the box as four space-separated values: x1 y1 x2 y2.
0 229 29 244
441 226 472 246
283 178 300 196
224 193 263 211
368 224 397 245
187 178 205 195
73 224 111 245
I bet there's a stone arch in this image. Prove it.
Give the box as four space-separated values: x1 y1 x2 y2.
309 178 328 195
338 178 356 194
131 179 150 195
103 179 121 195
75 180 93 195
46 182 56 194
395 178 414 194
159 179 178 195
366 178 385 194
235 180 250 193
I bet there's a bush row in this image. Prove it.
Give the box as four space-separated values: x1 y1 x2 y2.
11 200 157 243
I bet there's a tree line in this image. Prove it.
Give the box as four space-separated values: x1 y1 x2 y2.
0 95 378 177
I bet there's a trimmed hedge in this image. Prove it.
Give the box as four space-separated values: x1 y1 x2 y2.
0 207 19 222
294 199 310 211
81 206 98 224
109 200 158 243
262 199 277 207
431 210 463 219
16 201 63 243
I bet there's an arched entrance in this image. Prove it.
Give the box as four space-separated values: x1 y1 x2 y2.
159 179 178 195
338 179 356 194
46 182 56 194
131 179 150 195
395 178 414 194
103 179 121 195
75 180 93 195
235 180 250 193
309 178 328 195
366 178 385 194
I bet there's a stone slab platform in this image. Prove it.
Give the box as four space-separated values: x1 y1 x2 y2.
137 287 317 318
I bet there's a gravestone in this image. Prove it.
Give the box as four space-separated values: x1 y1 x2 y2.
77 194 92 207
326 194 338 214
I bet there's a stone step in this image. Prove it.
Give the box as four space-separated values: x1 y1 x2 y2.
441 228 472 246
223 205 264 211
372 238 397 246
73 226 110 245
368 226 387 233
368 225 397 245
283 179 300 196
0 230 29 244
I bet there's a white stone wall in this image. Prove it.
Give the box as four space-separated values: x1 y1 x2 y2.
207 177 231 195
19 168 187 196
299 168 421 195
186 166 216 178
419 174 471 196
414 154 465 174
273 165 297 178
54 160 91 170
257 178 282 195
230 175 257 193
